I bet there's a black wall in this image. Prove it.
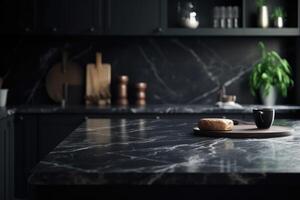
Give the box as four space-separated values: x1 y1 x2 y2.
0 36 296 106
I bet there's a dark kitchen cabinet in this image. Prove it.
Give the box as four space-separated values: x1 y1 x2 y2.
14 114 84 198
1 0 18 34
37 0 67 34
1 0 35 34
107 0 162 35
0 119 5 200
5 116 14 200
0 116 14 200
38 114 84 160
37 0 103 34
17 0 36 34
14 115 38 198
67 0 104 34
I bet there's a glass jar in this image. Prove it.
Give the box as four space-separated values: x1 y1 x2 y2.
177 1 199 29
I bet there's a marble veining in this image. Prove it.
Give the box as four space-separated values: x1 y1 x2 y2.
3 37 293 105
16 105 300 115
26 48 59 104
29 118 300 186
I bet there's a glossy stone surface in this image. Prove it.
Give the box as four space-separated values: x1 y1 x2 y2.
16 105 300 115
29 118 300 186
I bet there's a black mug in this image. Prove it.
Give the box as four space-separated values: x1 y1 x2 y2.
253 108 275 129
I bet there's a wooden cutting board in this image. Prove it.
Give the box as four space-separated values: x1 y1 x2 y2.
85 52 111 105
193 125 293 138
46 58 83 103
86 63 98 105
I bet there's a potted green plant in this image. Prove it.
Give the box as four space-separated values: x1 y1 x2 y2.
256 0 269 28
271 7 286 28
250 42 294 106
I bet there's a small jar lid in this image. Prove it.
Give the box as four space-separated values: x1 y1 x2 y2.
118 75 129 82
136 82 147 89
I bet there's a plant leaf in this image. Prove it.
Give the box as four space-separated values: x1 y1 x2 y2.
276 69 282 82
249 42 294 98
258 42 266 59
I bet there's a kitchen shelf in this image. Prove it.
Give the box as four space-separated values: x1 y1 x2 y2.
164 28 300 36
166 0 299 37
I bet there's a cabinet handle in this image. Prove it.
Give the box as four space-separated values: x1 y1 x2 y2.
25 27 31 32
154 27 163 34
52 27 57 32
89 27 95 32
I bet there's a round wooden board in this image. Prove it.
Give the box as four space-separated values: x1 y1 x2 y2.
193 125 293 138
46 62 84 103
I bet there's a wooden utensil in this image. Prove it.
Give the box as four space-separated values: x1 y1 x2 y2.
46 52 84 103
96 53 111 105
85 52 111 105
193 125 293 138
86 63 97 105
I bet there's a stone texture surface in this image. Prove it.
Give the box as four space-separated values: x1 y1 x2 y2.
1 37 295 105
29 118 300 186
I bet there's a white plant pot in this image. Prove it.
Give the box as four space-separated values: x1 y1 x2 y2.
260 86 277 106
258 6 269 28
0 89 8 107
274 17 284 28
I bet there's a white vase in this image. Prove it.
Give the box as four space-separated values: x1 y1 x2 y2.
260 86 277 106
258 6 269 28
0 89 8 107
274 17 284 28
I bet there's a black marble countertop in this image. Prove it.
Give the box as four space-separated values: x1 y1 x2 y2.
29 118 300 186
16 105 300 115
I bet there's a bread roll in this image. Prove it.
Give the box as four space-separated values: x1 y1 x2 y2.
198 118 234 131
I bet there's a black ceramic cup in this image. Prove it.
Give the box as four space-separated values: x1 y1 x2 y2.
253 108 275 129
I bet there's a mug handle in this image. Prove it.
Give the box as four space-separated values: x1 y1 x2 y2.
258 111 264 123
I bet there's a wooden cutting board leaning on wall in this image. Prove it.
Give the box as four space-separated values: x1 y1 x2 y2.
46 51 84 103
86 52 111 105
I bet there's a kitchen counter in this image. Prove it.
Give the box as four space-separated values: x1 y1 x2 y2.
29 118 300 186
16 105 300 116
28 118 300 199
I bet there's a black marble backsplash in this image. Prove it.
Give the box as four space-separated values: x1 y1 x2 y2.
0 37 296 105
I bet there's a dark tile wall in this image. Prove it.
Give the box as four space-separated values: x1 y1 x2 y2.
0 36 296 105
